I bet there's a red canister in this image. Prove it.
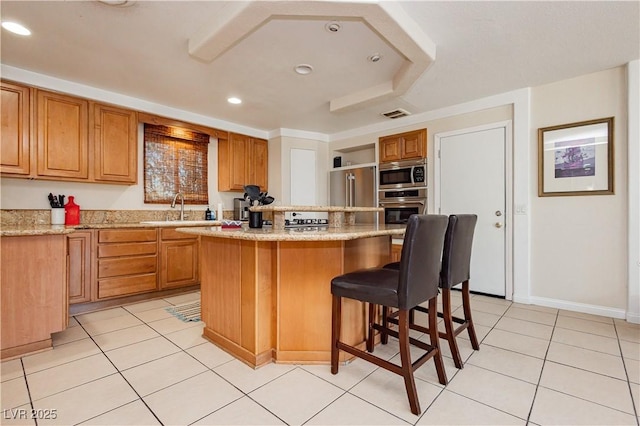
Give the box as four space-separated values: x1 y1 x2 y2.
64 196 80 225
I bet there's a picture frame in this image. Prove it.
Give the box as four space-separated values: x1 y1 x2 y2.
538 117 614 197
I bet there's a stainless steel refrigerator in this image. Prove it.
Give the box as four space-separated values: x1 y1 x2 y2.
329 165 377 224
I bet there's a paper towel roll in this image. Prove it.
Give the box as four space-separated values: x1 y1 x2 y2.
217 203 223 221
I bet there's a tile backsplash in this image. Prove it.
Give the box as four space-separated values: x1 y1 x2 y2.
0 209 233 226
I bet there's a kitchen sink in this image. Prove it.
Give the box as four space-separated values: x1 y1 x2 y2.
140 220 217 226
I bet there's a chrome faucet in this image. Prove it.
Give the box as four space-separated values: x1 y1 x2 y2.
171 192 185 220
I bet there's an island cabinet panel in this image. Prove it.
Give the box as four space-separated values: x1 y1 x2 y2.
1 235 67 360
198 233 392 367
0 81 31 175
68 231 93 304
92 103 138 184
200 238 274 367
95 228 158 300
36 90 89 179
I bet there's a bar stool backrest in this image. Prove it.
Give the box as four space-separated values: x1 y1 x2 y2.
398 214 449 310
440 214 478 289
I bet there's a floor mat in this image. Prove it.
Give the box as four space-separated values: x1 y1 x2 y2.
165 301 201 322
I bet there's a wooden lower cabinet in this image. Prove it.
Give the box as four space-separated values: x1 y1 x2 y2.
68 226 200 306
96 228 158 299
159 228 199 289
1 235 67 359
391 243 403 263
68 231 93 304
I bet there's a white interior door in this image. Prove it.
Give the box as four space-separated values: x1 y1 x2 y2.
436 125 508 297
290 148 319 219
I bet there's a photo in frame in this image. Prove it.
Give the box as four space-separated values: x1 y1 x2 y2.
538 117 614 196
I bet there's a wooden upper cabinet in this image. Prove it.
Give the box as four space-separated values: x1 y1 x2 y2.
218 132 268 192
250 138 268 191
379 129 427 163
92 103 137 184
36 90 89 179
1 81 31 175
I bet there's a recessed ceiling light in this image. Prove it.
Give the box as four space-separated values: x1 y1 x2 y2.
1 21 31 36
227 97 242 105
325 22 341 33
368 53 382 63
294 64 313 75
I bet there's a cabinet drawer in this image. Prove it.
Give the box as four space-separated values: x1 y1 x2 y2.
98 255 157 278
98 242 157 258
98 229 157 243
161 228 198 241
97 273 157 299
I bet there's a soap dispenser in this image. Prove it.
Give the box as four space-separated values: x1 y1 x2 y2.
205 206 213 220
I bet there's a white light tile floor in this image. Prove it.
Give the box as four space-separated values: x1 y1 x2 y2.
2 291 639 425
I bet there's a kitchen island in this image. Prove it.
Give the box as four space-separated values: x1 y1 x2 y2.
178 217 405 368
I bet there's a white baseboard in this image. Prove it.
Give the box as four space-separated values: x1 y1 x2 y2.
626 311 640 324
516 296 627 320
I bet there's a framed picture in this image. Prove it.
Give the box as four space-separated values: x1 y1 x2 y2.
538 117 614 197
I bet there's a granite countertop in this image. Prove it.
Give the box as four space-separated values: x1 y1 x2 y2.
176 223 406 241
0 221 222 237
250 205 383 212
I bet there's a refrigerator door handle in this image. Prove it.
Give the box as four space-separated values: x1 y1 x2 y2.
349 173 355 207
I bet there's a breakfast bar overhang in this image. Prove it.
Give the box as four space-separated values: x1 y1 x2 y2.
178 207 404 368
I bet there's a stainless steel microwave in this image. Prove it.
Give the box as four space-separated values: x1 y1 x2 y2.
378 158 427 190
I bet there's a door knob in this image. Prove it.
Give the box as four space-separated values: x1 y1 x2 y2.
494 222 504 228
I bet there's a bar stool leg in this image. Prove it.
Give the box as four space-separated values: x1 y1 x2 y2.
331 295 341 374
462 280 480 350
381 306 389 344
429 297 448 384
367 303 375 352
442 288 464 369
398 310 421 415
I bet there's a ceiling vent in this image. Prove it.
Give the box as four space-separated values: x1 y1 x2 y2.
381 108 411 119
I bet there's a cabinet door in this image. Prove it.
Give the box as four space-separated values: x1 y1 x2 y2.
68 231 92 304
36 90 89 179
251 138 268 191
159 239 199 289
1 82 31 176
391 244 402 263
400 130 426 159
379 137 401 163
93 103 137 184
230 132 250 191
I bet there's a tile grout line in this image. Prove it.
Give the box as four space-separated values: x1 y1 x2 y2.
524 307 559 424
613 320 640 424
70 315 166 426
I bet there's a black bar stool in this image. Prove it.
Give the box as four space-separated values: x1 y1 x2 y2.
330 214 449 415
382 214 479 369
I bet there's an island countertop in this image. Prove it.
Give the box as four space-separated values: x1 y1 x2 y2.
177 223 405 241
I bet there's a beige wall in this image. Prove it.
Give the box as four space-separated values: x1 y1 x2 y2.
329 65 630 315
530 67 628 310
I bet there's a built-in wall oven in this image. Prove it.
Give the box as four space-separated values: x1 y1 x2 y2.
379 187 427 224
378 158 426 190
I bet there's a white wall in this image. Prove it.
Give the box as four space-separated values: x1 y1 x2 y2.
529 67 628 314
628 60 640 323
